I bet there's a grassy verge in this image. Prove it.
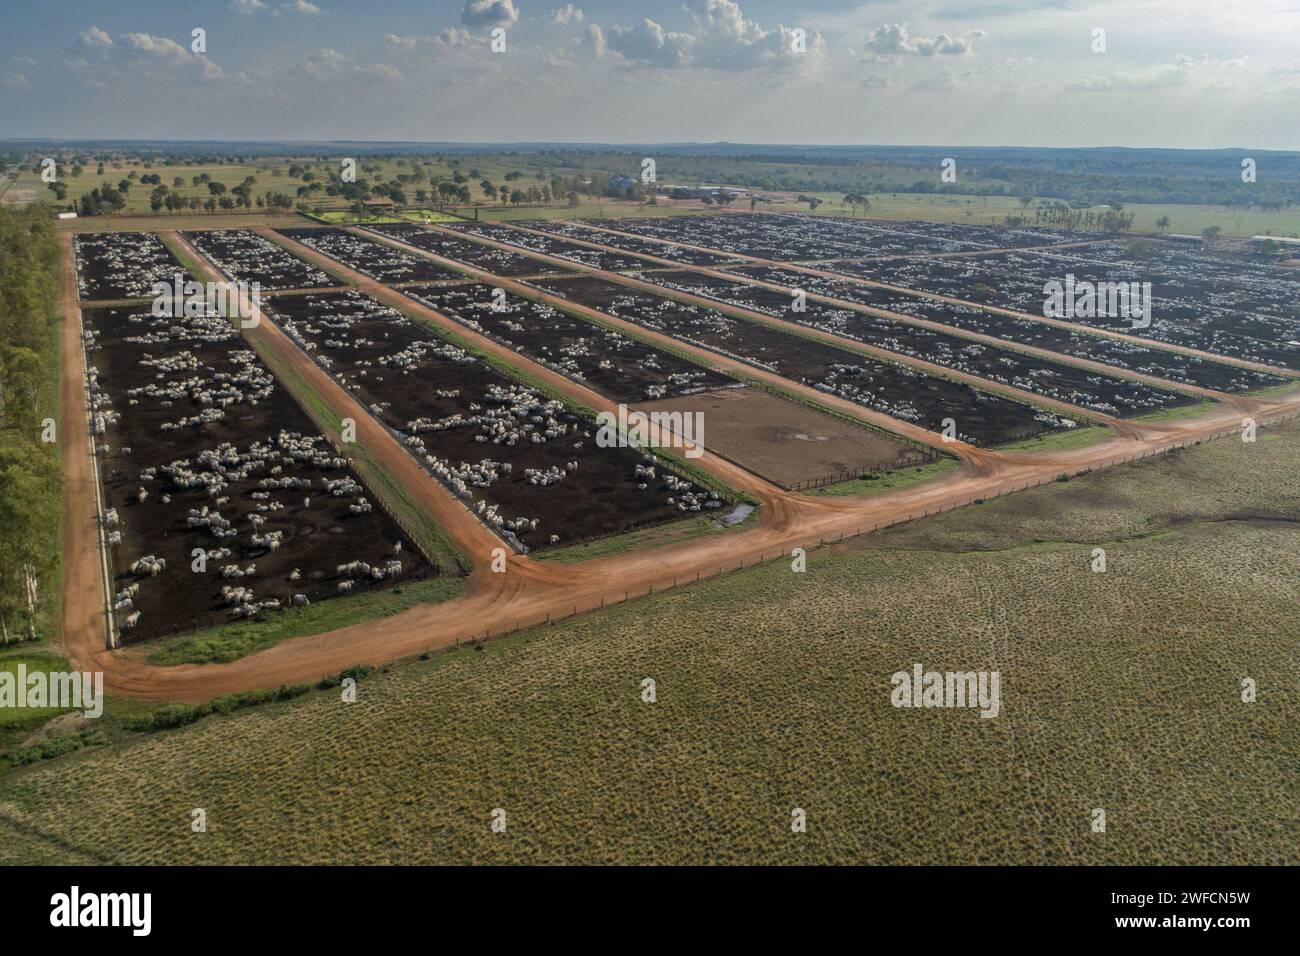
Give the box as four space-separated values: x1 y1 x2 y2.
145 576 463 666
158 233 208 282
306 211 406 225
474 202 697 222
993 423 1115 455
1131 399 1216 424
257 346 468 574
807 457 961 498
1247 380 1300 400
396 209 465 223
535 506 757 564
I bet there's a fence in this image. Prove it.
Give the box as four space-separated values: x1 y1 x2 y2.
783 451 935 492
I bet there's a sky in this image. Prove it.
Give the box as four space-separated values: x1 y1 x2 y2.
2 0 1298 148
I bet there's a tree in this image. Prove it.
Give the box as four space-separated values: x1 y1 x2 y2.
841 192 869 216
1155 216 1171 234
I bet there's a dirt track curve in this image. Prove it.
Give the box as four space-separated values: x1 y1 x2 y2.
57 226 1300 702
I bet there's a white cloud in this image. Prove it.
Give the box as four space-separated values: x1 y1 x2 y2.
386 29 483 52
296 47 404 82
1066 56 1228 93
122 33 194 64
79 25 114 48
860 75 890 89
3 72 31 91
296 47 351 78
551 4 584 24
607 19 694 67
285 0 323 13
229 0 269 14
688 0 825 71
911 68 960 92
861 22 985 63
593 1 823 72
357 63 403 82
583 23 607 58
462 0 519 29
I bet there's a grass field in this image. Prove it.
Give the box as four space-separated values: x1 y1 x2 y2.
0 651 78 750
2 421 1296 864
802 192 1300 239
12 143 1300 240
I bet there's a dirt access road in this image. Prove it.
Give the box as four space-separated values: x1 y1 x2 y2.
57 228 1300 702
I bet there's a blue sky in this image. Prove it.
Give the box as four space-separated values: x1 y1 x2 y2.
2 0 1298 147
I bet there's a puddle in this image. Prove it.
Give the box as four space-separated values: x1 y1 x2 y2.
719 503 755 526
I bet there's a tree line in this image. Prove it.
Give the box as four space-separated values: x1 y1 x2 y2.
0 203 63 643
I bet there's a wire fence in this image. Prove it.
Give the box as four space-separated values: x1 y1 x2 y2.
783 451 935 491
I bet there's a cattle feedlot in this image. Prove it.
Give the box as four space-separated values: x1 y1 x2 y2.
2 0 1299 917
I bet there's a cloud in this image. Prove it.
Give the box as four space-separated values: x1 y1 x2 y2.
356 62 403 82
911 68 960 92
462 0 519 29
79 25 114 48
229 0 269 14
295 47 350 77
285 0 323 13
3 72 31 91
592 1 823 72
860 74 891 89
1066 57 1223 93
607 19 694 67
689 0 825 71
122 33 193 64
551 4 584 24
861 22 985 63
583 23 607 58
295 47 404 82
385 29 483 52
113 32 229 80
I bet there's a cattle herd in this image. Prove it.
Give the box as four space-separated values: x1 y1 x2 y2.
73 210 1296 644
